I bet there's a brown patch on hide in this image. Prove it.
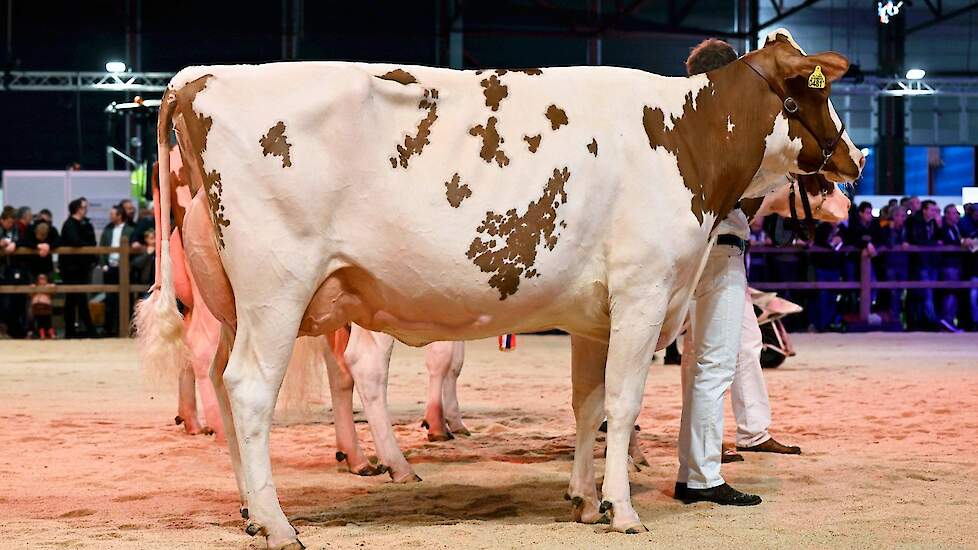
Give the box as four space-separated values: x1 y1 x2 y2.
259 121 293 168
204 170 231 249
486 68 543 76
641 61 780 229
466 167 571 300
587 138 598 157
444 173 471 208
376 68 417 85
740 197 764 222
161 74 232 244
545 105 568 131
523 134 542 153
390 88 439 169
480 74 508 111
469 117 510 168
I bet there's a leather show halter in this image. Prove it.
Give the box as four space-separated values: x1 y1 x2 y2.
740 56 847 175
786 174 819 242
741 55 846 241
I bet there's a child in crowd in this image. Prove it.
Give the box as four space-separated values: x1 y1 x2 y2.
30 273 56 339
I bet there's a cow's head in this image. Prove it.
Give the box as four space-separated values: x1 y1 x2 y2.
744 29 864 184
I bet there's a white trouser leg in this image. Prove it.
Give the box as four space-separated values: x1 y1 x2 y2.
730 292 772 448
677 245 747 490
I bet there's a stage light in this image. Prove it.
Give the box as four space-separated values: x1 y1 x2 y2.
906 68 925 80
861 148 871 157
105 61 127 73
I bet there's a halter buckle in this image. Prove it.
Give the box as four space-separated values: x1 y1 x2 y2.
783 97 799 114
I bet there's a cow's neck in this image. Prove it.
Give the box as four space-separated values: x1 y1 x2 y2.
643 61 784 230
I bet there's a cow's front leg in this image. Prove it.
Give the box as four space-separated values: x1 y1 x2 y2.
189 323 222 438
345 327 419 483
422 341 455 441
224 318 303 549
567 334 608 525
600 303 659 534
176 364 205 434
441 341 469 436
324 333 385 477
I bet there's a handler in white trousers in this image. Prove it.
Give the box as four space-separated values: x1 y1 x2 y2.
675 209 761 505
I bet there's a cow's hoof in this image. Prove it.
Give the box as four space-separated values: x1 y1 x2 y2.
612 522 649 534
240 507 249 519
174 415 184 426
271 541 306 550
570 495 608 524
427 432 454 442
420 420 430 430
353 463 388 477
599 501 613 514
200 426 215 436
451 426 471 437
244 522 263 537
335 451 347 463
390 470 423 483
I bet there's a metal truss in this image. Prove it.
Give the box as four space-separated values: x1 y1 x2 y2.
1 71 174 92
835 76 978 97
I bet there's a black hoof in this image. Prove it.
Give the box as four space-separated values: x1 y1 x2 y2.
413 474 423 482
599 501 612 514
335 451 347 462
420 420 430 430
174 415 184 426
571 496 584 508
624 527 646 534
454 428 472 437
245 523 261 537
563 493 572 501
240 507 249 519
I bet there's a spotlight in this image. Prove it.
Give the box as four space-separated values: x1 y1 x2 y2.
105 61 127 73
905 68 925 80
860 148 871 157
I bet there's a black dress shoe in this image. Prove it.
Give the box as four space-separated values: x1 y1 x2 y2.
677 483 761 506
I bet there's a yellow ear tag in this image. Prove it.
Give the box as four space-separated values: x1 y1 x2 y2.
808 65 826 89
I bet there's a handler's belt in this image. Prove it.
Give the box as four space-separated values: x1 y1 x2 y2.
717 233 747 253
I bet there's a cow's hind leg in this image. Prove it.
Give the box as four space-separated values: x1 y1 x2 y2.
600 298 660 534
209 325 249 519
442 342 469 436
345 327 419 483
324 331 386 476
567 335 608 525
422 341 455 441
223 313 303 549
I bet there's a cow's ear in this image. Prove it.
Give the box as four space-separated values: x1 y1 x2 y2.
764 28 799 50
784 51 849 85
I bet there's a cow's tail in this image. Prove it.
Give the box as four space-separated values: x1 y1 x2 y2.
278 335 327 420
134 89 188 387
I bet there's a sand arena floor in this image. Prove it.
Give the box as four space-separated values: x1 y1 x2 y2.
1 333 976 549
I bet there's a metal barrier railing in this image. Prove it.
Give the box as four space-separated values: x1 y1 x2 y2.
0 237 151 333
748 245 978 323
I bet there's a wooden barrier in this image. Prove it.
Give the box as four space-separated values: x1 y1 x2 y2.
748 244 978 323
0 237 151 334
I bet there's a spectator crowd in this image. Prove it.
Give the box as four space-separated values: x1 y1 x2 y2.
749 196 978 332
1 197 156 339
2 194 978 338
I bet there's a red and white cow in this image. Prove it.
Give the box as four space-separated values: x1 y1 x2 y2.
138 29 862 548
